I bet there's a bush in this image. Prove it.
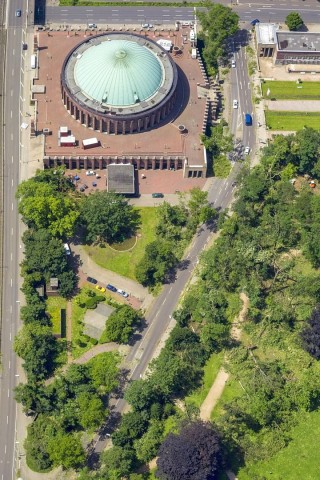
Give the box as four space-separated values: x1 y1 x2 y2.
85 298 97 309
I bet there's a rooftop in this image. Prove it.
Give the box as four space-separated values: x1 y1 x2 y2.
83 303 115 340
277 31 320 52
256 23 278 45
74 39 164 107
107 164 135 194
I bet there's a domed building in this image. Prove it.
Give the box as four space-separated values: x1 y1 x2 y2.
61 32 178 134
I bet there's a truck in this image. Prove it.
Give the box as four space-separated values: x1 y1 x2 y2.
31 54 37 69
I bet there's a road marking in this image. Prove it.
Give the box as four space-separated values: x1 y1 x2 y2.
11 252 12 261
11 133 13 140
12 69 14 76
11 203 14 211
11 227 13 236
7 416 9 424
4 445 6 454
10 110 12 118
12 178 13 186
11 278 13 287
8 389 10 398
8 361 10 370
11 155 13 163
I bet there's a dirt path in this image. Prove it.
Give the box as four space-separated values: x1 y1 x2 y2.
199 293 249 421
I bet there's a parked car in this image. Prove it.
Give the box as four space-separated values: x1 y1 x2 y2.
22 43 28 50
106 284 117 293
87 276 97 285
63 243 71 256
16 9 21 17
86 170 95 176
231 59 236 68
152 193 164 198
142 23 153 28
117 289 129 298
251 19 260 26
96 285 106 293
244 146 250 155
233 99 238 109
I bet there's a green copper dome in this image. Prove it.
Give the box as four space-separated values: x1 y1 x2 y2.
74 39 164 107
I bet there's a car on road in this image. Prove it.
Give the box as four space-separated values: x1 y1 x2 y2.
251 19 260 26
244 146 250 155
233 99 238 109
22 43 28 51
142 23 153 28
231 59 236 68
15 9 21 17
96 285 106 293
87 276 98 285
152 193 164 198
106 284 117 293
117 289 129 298
245 113 252 126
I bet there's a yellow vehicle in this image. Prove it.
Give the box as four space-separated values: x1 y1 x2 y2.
95 285 106 293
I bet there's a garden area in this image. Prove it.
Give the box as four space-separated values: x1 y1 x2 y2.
262 80 320 100
84 207 158 280
265 110 320 131
46 296 67 337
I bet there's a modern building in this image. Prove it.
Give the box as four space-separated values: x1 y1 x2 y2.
256 24 320 66
61 32 178 135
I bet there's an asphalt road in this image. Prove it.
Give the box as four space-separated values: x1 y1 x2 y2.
42 2 320 26
0 1 25 479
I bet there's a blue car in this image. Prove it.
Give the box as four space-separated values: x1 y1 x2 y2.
106 284 117 292
251 19 260 26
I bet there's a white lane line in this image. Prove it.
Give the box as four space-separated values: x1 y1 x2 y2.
11 178 14 186
11 227 13 235
8 389 10 398
7 416 9 424
11 203 13 211
10 110 12 118
4 445 6 454
11 155 13 163
11 278 13 287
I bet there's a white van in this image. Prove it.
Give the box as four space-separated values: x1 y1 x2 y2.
31 54 36 69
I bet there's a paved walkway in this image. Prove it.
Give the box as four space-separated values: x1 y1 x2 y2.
266 100 320 111
73 343 130 365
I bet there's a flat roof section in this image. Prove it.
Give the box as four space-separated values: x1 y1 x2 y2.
107 163 135 194
256 23 278 45
277 32 320 52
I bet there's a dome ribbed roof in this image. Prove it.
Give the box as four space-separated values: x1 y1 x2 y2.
74 39 164 107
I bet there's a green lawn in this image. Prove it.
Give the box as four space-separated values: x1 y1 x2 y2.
265 111 320 131
238 410 320 479
213 154 232 178
84 207 158 280
46 296 67 336
185 352 224 408
262 80 320 100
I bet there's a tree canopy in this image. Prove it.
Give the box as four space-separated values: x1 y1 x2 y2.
80 191 140 244
101 305 142 344
156 421 223 480
285 12 304 31
198 3 239 73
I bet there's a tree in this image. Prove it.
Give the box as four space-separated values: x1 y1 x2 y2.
102 305 142 344
112 411 149 448
100 446 135 480
135 239 178 287
77 392 106 430
186 188 216 227
134 420 164 462
15 382 52 416
301 306 320 359
202 121 234 158
20 300 48 326
47 432 85 469
125 378 160 411
80 191 140 244
156 421 223 480
285 11 304 31
24 415 54 471
87 352 119 394
58 270 78 298
14 324 58 380
17 182 79 238
22 228 68 277
198 3 239 73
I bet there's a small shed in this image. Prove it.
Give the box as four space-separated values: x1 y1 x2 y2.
46 277 59 297
83 303 115 340
107 163 135 195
